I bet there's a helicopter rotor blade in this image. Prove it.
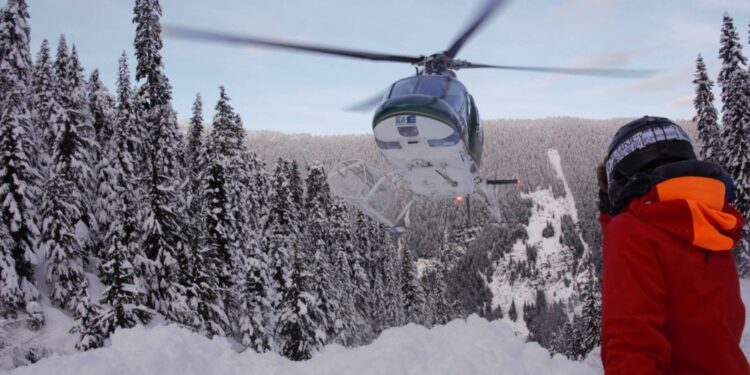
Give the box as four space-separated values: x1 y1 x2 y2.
444 0 507 58
164 25 425 64
345 91 387 112
461 62 660 78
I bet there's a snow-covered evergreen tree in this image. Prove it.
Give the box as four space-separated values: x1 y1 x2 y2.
87 69 115 153
423 262 451 326
0 222 23 316
693 54 721 162
508 300 518 322
48 42 97 250
192 87 250 337
31 39 63 172
133 0 190 323
70 288 104 351
278 247 322 361
578 278 601 356
385 240 405 327
95 54 152 336
265 160 296 294
303 163 338 344
400 244 425 324
43 42 95 312
352 212 376 331
186 93 204 178
238 247 273 352
0 0 41 317
717 13 750 275
237 154 273 352
329 199 365 346
289 160 305 219
42 174 87 310
89 70 118 257
717 12 749 170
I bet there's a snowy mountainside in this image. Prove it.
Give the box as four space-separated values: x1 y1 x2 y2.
244 118 697 338
490 149 593 336
7 315 599 375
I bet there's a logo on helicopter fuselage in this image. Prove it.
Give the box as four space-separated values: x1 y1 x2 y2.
395 115 417 126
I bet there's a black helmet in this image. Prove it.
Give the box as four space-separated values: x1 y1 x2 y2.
606 116 696 211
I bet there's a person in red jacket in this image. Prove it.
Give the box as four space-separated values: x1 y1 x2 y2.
597 116 749 375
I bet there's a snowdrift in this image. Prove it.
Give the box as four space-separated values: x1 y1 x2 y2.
8 315 598 375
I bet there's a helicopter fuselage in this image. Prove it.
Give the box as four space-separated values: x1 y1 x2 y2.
372 74 485 198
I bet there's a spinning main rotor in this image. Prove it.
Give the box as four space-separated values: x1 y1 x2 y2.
164 0 656 79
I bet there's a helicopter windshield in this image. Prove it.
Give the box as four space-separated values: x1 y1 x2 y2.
389 76 467 113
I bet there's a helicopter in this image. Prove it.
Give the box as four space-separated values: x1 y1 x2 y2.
165 0 655 231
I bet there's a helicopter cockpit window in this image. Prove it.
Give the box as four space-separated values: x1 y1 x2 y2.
388 76 467 114
389 78 418 98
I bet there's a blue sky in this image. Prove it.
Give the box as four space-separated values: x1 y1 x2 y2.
26 0 750 135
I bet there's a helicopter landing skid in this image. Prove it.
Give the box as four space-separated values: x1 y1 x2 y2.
327 160 413 232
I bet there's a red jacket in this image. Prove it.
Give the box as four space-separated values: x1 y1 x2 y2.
600 176 749 375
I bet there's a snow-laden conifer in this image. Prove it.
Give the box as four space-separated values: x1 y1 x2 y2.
186 93 204 178
49 43 97 249
289 160 305 221
95 53 153 337
43 42 96 312
133 0 190 323
717 12 749 169
237 154 273 351
238 246 273 352
42 172 87 311
31 39 63 173
303 163 338 344
400 243 426 324
0 222 21 312
192 87 251 338
422 262 451 326
716 13 750 274
693 54 721 161
278 247 322 361
578 278 601 356
0 0 41 315
382 234 405 328
328 200 365 346
350 212 379 340
70 288 104 351
89 70 118 257
265 159 297 288
87 69 115 153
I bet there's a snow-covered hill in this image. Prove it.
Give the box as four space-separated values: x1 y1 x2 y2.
489 149 594 335
9 277 750 375
7 315 599 375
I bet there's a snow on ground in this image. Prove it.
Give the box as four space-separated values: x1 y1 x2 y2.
489 149 589 335
8 280 750 375
6 315 598 375
416 258 439 278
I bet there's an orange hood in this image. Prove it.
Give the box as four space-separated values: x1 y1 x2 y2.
627 176 745 251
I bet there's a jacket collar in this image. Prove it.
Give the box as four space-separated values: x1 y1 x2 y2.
611 160 734 213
